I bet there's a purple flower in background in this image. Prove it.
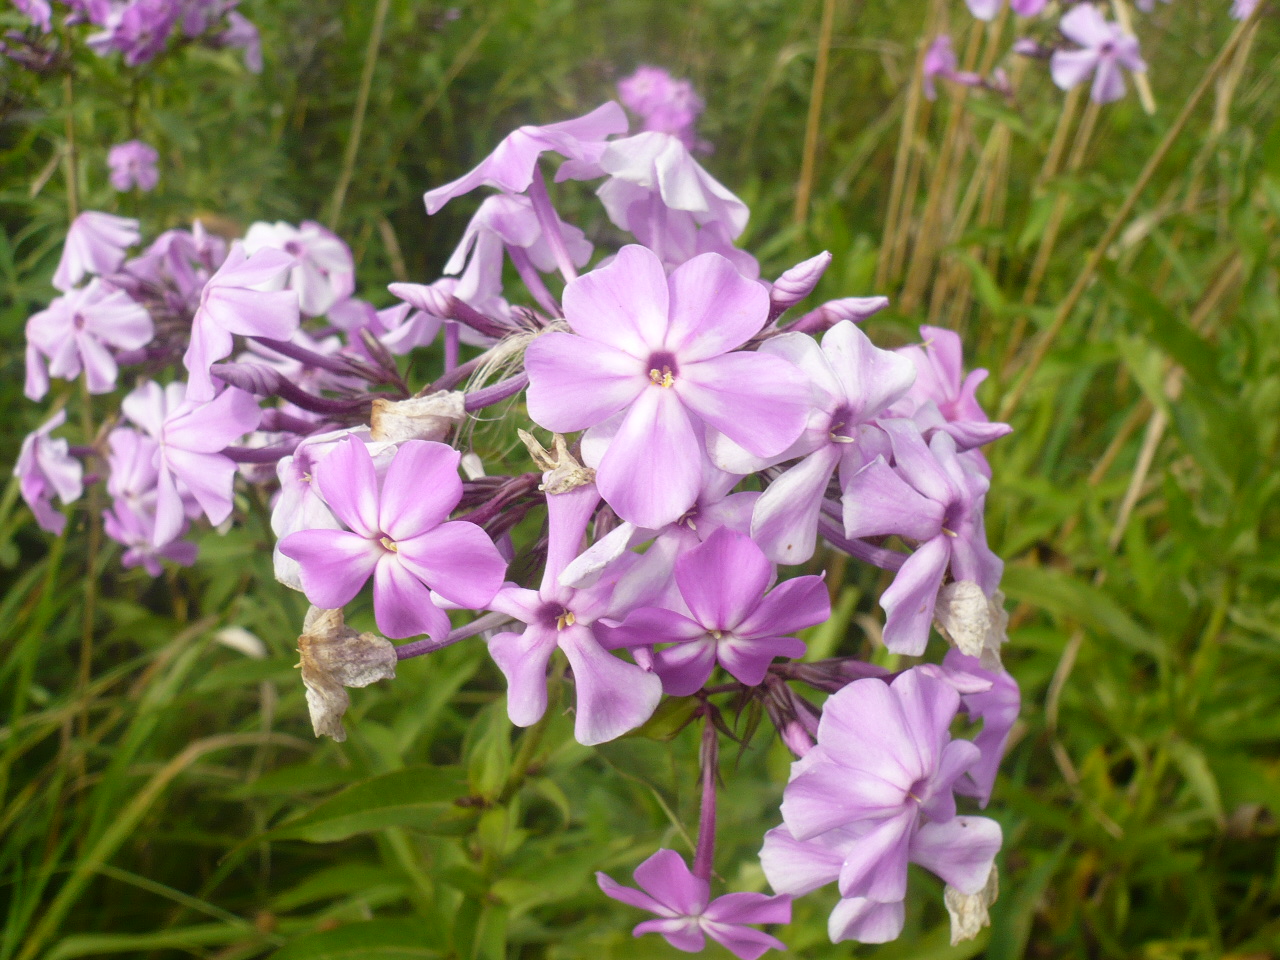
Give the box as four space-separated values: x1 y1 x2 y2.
525 245 809 529
923 35 958 99
892 326 1010 451
761 669 1002 944
1231 0 1259 17
711 321 916 565
87 0 180 66
14 0 53 31
15 410 83 535
122 380 261 546
591 132 755 275
103 499 197 576
618 66 706 150
53 211 140 292
598 849 791 959
108 139 160 191
931 650 1021 807
24 278 154 399
1050 4 1146 104
842 420 1002 654
1135 0 1170 12
423 102 628 214
217 11 261 71
487 480 663 745
278 438 507 640
183 242 300 401
243 221 355 317
965 0 1048 17
601 528 829 695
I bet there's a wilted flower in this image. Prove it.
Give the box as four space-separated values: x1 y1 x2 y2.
296 605 397 741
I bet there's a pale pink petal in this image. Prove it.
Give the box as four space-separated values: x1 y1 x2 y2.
702 921 788 960
677 352 809 458
596 872 669 916
488 626 558 726
279 528 380 608
750 446 841 565
910 816 1002 894
632 917 705 952
703 891 792 926
313 437 381 538
663 252 769 361
734 575 830 639
759 825 843 896
880 535 951 656
373 556 452 639
559 624 663 744
840 456 944 542
817 678 920 786
675 527 772 630
633 849 709 915
163 448 237 525
717 634 806 686
395 520 506 609
597 606 706 650
652 636 718 696
561 244 670 356
836 809 914 901
378 440 462 540
524 332 647 433
828 897 904 944
1059 3 1113 46
781 763 908 840
891 669 963 780
1050 48 1100 91
596 386 701 529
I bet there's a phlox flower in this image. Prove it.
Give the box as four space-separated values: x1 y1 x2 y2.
423 101 628 214
1050 4 1146 104
590 131 755 275
108 139 160 191
487 480 663 745
761 669 1002 944
923 35 958 99
216 11 262 72
103 498 197 576
618 66 706 150
524 244 809 529
15 410 83 535
87 0 180 66
122 379 262 546
1232 0 1260 18
842 420 1002 654
24 278 154 399
711 321 917 565
965 0 1048 18
278 437 507 640
14 0 53 31
598 849 791 959
183 242 300 401
243 221 355 318
600 528 829 696
52 211 140 292
926 650 1021 807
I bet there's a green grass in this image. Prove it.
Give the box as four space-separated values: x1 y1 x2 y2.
2 0 1280 957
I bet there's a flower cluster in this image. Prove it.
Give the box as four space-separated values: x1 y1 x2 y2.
927 0 1256 108
4 0 261 73
15 87 1019 952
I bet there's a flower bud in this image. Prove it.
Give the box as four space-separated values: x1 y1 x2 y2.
768 251 832 320
787 295 890 334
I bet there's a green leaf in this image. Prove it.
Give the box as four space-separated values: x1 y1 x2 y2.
261 768 471 843
1167 740 1226 827
269 921 441 960
466 700 512 801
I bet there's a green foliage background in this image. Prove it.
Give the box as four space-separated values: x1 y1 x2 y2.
2 1 1279 957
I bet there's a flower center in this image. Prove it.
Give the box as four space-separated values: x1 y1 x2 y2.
828 404 857 444
379 535 398 552
73 312 86 331
646 351 679 388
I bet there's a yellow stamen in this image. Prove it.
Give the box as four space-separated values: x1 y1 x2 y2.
709 629 723 641
380 536 398 552
556 610 577 630
941 528 957 538
648 366 675 388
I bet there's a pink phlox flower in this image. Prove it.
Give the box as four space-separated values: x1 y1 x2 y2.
423 102 629 214
122 226 214 305
710 321 916 565
15 410 83 535
14 0 53 31
24 278 154 400
87 0 180 66
122 379 262 546
525 244 809 529
598 849 791 959
243 220 355 318
923 35 958 99
444 192 592 299
618 66 706 150
106 425 160 510
1232 0 1259 18
841 420 1002 655
53 211 140 292
966 0 1048 18
108 139 160 192
559 458 757 611
270 428 397 591
216 11 261 72
183 241 300 401
590 132 755 275
889 325 1011 452
1135 0 1170 11
278 437 507 640
761 669 1002 944
103 498 197 576
487 480 662 745
599 527 829 696
1050 4 1146 104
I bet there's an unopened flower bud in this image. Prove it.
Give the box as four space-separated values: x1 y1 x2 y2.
768 251 832 320
297 606 397 742
945 865 998 945
787 295 890 334
387 281 451 318
370 391 466 442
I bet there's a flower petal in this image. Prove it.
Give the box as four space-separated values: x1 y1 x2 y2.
735 574 830 640
488 626 558 726
378 440 462 540
664 252 769 361
676 527 772 631
372 556 451 640
558 624 662 744
880 536 950 656
910 816 1003 895
632 849 709 916
828 897 905 945
313 436 381 538
279 528 380 609
750 446 841 565
561 243 669 356
524 332 646 433
678 352 809 458
396 520 507 610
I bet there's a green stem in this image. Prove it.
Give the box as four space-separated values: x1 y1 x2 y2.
327 0 392 231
